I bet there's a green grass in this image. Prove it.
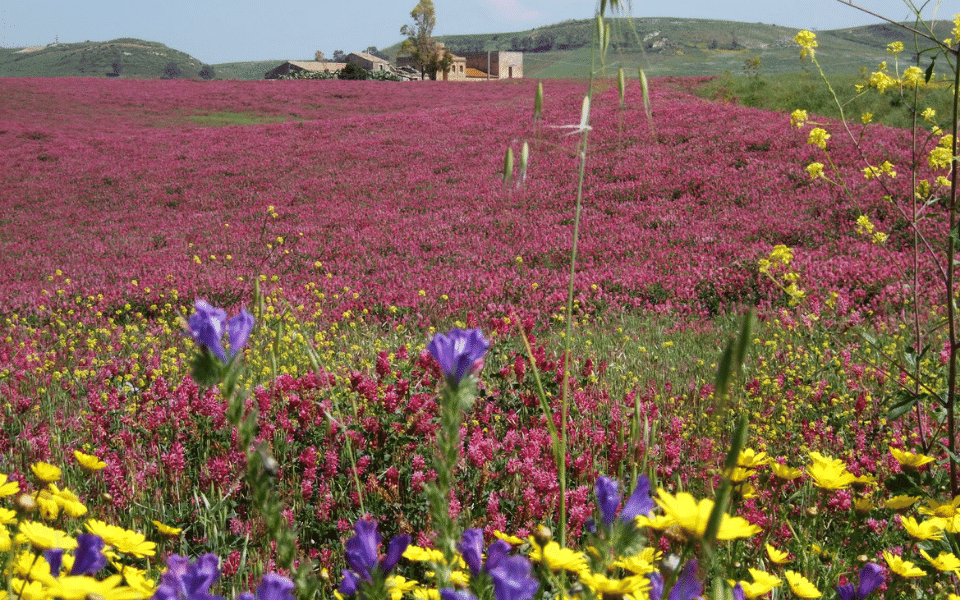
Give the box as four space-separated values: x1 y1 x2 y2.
211 60 290 80
690 70 958 129
0 38 209 78
185 111 299 126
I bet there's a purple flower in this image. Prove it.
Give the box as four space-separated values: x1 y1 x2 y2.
595 474 654 527
440 591 478 600
649 561 703 600
668 560 703 600
188 299 254 362
458 529 513 576
488 556 538 600
253 573 295 600
838 563 884 600
595 475 621 526
152 553 224 600
621 475 654 521
44 548 63 577
427 328 489 387
70 533 107 575
339 520 411 595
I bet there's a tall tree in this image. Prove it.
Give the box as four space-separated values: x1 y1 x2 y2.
314 50 326 62
400 0 441 79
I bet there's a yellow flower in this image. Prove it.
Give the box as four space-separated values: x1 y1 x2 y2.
151 521 182 536
887 41 904 54
118 565 156 596
48 485 88 518
403 545 444 563
74 451 107 472
492 530 524 545
805 453 858 490
921 107 936 122
784 571 821 598
46 574 151 600
861 112 873 124
31 462 61 484
883 551 926 578
528 539 589 574
655 489 761 541
902 66 925 86
918 496 960 519
901 516 944 540
635 513 675 531
386 576 419 600
765 543 792 565
919 549 960 572
883 494 920 510
807 128 830 149
614 548 659 575
85 520 156 558
736 448 769 468
0 507 16 524
16 520 78 551
854 497 874 514
806 162 825 179
734 569 782 599
579 571 650 599
795 30 818 58
790 109 808 129
0 474 20 497
725 467 756 483
771 463 802 480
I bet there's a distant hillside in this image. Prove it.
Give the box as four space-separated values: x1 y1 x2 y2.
1 18 951 80
385 17 953 78
0 38 214 79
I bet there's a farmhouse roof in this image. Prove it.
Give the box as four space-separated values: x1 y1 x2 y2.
350 52 389 64
465 67 488 78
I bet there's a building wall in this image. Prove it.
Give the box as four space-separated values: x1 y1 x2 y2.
347 53 389 72
462 52 523 79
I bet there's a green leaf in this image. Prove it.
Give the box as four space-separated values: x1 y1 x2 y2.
924 57 936 83
886 389 921 421
190 349 222 386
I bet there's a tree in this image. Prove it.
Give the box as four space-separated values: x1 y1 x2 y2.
315 50 326 62
199 64 216 80
162 61 182 79
332 50 346 62
400 0 440 79
364 46 388 60
338 63 369 80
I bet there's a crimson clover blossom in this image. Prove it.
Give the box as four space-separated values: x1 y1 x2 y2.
188 299 254 363
427 328 489 388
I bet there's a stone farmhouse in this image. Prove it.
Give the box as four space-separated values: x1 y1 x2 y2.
266 50 522 81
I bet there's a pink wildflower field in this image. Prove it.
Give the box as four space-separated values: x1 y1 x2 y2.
0 75 952 591
0 77 940 322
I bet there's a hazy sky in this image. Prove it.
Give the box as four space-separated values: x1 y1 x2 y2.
0 1 946 64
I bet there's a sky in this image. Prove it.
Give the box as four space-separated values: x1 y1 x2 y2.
0 0 946 65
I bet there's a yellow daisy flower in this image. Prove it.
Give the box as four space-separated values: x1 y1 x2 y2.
901 516 945 541
528 539 589 574
151 521 182 536
919 549 960 572
806 453 857 490
733 568 782 599
655 489 761 541
16 520 78 551
738 449 772 469
74 451 107 472
492 530 524 546
765 544 792 565
579 571 650 599
771 463 802 480
46 574 151 600
883 495 920 510
0 473 21 497
889 447 936 469
30 462 61 484
85 520 156 558
883 551 926 578
784 571 821 598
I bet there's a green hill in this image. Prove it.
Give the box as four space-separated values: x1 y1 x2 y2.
387 18 953 78
1 18 951 80
0 38 215 79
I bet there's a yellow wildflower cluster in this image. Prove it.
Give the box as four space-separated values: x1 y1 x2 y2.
2 458 161 600
759 245 805 305
805 162 825 180
795 30 818 58
928 134 955 170
886 41 904 54
855 215 888 245
866 62 897 93
790 109 808 129
807 127 830 150
861 161 896 180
